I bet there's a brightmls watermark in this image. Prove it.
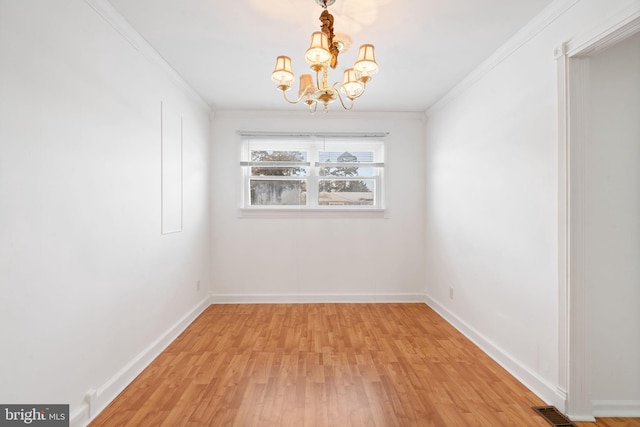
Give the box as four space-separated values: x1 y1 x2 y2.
0 405 68 426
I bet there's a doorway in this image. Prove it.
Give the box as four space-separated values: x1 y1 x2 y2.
558 13 640 421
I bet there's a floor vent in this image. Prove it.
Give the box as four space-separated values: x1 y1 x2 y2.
532 406 578 427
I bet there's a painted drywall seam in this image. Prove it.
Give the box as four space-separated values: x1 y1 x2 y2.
160 102 185 234
69 296 212 427
83 0 210 112
426 0 581 115
425 295 564 410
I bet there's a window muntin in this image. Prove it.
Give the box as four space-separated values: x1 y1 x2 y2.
241 138 384 210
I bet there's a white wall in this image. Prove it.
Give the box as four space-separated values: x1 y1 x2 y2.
424 0 639 411
587 30 640 413
210 111 426 302
0 0 211 423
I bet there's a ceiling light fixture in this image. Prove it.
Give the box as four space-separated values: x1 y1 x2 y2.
271 0 379 113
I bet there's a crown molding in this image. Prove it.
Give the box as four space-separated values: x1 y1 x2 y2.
426 0 581 116
212 109 426 121
83 0 211 113
565 0 640 56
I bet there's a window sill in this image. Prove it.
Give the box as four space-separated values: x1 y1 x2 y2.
237 207 388 219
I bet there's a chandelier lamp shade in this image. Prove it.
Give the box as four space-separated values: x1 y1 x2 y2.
271 0 378 113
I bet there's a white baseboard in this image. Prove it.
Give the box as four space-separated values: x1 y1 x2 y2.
70 295 212 427
424 294 565 410
568 415 597 422
209 293 426 304
592 400 640 417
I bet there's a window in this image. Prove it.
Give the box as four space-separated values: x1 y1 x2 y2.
240 133 385 210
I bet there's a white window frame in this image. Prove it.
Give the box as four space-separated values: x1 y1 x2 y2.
239 132 386 213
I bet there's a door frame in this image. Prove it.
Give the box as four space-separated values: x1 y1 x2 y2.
556 5 640 421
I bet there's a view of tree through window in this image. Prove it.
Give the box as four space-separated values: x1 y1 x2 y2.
318 151 374 206
241 138 384 209
249 150 307 206
250 151 307 176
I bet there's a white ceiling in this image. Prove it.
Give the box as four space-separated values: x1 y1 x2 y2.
108 0 555 112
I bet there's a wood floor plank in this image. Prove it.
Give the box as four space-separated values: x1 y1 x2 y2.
89 304 640 426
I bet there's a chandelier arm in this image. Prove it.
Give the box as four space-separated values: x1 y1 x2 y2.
281 87 314 105
332 84 355 110
354 81 368 100
332 81 367 102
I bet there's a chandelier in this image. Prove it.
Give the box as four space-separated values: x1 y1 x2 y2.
271 0 379 113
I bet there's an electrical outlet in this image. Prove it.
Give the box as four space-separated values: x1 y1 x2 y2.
449 287 454 299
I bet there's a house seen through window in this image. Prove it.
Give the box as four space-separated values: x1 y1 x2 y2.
240 134 385 209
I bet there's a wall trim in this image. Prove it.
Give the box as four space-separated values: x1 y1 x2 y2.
426 0 580 116
555 41 570 416
592 400 640 417
210 293 426 304
213 109 426 121
424 295 565 410
69 296 213 427
562 52 595 422
566 0 640 56
83 0 210 112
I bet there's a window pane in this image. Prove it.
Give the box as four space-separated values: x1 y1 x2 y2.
319 151 374 162
318 179 374 206
319 166 373 177
250 150 308 177
251 180 307 205
319 151 374 177
252 166 308 177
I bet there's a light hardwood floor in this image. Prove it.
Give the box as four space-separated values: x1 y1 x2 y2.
90 304 640 426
